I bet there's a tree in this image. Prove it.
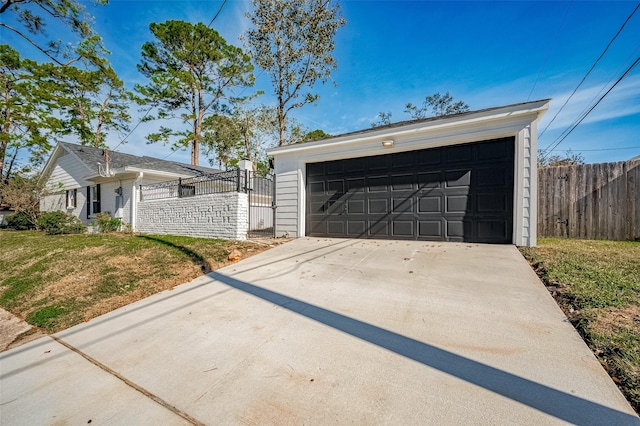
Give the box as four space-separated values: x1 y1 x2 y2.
1 45 64 180
0 172 47 228
302 129 331 141
244 0 346 146
0 0 109 67
405 91 469 119
136 20 254 166
537 149 585 167
51 65 131 148
371 111 392 128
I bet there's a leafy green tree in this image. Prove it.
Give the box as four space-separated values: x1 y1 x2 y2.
0 0 109 67
1 45 64 179
244 0 346 146
50 65 131 148
136 20 254 166
302 129 331 141
405 92 469 119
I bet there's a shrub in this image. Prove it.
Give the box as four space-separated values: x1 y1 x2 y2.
5 211 36 230
95 212 121 233
37 211 87 235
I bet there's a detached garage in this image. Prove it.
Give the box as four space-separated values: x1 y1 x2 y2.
267 100 549 247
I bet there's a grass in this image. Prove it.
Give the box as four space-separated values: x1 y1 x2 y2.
520 238 640 414
0 230 283 334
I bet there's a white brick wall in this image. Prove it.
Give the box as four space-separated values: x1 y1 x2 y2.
136 192 249 240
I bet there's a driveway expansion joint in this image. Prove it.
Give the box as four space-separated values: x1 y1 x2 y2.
49 334 205 426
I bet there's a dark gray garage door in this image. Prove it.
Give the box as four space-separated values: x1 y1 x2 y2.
306 137 514 243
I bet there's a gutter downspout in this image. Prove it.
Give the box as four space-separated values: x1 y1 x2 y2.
131 172 143 231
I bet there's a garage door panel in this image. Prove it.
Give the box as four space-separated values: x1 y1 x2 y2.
392 152 414 169
418 220 443 238
327 180 344 194
308 181 325 194
417 149 442 166
367 176 388 192
391 174 414 190
477 220 509 240
327 220 345 235
392 220 414 237
392 197 413 213
446 145 473 163
347 199 365 214
477 140 510 161
367 155 389 171
309 201 325 214
418 196 441 213
445 170 471 188
306 137 514 242
347 221 366 235
368 198 388 214
326 161 344 175
446 195 469 213
347 178 365 193
369 220 389 236
475 167 508 187
417 172 442 189
477 192 509 213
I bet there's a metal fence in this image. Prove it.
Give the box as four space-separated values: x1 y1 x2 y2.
139 169 276 239
139 170 244 201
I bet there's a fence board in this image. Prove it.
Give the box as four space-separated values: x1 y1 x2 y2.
537 160 640 241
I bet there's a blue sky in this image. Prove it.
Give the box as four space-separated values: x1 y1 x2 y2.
3 0 640 165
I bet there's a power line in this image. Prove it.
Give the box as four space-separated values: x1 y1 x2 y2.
542 55 640 159
555 146 640 152
539 2 640 138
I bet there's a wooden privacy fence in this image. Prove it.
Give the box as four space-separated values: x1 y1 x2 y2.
537 159 640 241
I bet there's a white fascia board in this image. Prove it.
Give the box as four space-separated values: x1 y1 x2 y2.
84 167 186 182
268 100 549 158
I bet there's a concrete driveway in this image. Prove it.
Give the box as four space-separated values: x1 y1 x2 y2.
1 238 638 425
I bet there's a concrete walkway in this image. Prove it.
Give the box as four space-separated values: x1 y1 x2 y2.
1 238 638 425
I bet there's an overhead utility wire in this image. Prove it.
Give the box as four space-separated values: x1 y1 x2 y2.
539 2 640 140
110 0 228 154
542 55 640 158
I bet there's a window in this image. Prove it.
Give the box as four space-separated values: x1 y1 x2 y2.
86 184 101 218
66 189 77 209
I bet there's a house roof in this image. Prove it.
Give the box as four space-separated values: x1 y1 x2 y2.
45 142 220 180
268 99 551 156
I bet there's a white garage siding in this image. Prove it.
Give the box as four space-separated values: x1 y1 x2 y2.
268 100 549 247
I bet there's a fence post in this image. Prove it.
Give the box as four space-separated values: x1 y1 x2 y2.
236 169 241 193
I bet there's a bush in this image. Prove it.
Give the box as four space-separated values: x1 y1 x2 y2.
37 211 87 235
95 212 121 233
5 211 36 230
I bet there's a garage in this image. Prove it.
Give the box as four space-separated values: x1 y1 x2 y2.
267 100 549 247
306 137 514 242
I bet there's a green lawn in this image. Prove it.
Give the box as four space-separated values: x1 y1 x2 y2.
0 230 276 334
520 238 640 414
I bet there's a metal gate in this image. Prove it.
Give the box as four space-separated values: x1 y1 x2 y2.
247 171 276 238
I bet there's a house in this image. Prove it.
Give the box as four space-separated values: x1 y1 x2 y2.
40 142 219 229
267 99 550 247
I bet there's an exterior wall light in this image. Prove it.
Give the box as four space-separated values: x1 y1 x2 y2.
381 140 394 147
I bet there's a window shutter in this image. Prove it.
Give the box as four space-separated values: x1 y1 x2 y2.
73 189 77 208
86 186 91 219
95 184 101 213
